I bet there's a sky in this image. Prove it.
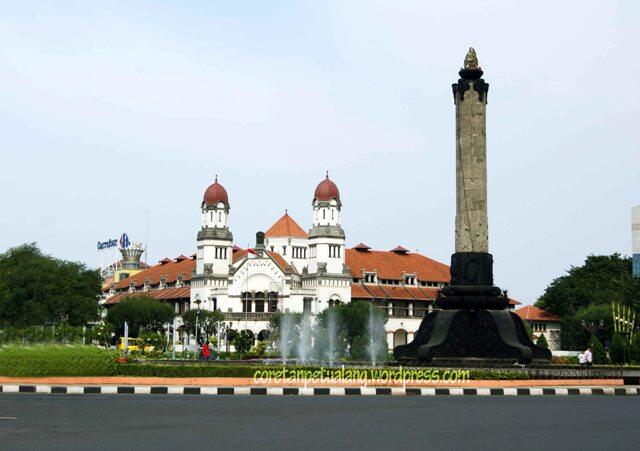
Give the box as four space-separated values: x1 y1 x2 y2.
1 1 639 305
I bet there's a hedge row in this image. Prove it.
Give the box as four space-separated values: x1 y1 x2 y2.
0 345 119 376
0 345 528 380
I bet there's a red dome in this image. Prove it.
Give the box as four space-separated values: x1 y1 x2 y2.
314 174 340 202
203 177 229 207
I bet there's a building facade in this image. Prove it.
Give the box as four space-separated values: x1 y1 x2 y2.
514 305 562 351
104 174 519 350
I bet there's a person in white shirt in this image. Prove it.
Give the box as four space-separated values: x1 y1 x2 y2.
584 347 593 366
578 352 586 366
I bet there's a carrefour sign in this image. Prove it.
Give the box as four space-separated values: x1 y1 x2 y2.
97 238 117 250
97 233 130 250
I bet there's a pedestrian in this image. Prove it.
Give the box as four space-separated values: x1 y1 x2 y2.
578 351 586 366
585 347 593 366
202 341 211 361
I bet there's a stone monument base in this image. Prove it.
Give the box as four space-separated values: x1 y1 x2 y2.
394 309 551 364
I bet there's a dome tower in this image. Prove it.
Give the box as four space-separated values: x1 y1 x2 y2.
307 173 346 275
195 176 233 278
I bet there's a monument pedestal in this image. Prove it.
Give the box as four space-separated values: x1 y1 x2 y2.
394 308 551 364
394 252 552 364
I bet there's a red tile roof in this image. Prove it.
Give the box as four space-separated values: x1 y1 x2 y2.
351 284 439 302
266 250 290 272
232 248 291 274
390 245 409 253
265 212 308 238
110 256 196 291
104 286 191 305
515 305 560 322
345 248 450 283
353 243 371 251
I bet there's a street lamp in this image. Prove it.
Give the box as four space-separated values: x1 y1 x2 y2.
226 322 233 354
581 319 604 336
194 299 202 359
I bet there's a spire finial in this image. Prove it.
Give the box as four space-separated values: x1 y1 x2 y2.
215 174 218 182
464 47 479 70
325 170 329 179
285 208 288 214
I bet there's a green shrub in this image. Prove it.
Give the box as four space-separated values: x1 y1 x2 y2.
609 333 626 364
630 332 640 364
247 341 268 359
588 335 606 364
536 334 549 349
551 356 579 365
0 345 118 376
233 331 254 357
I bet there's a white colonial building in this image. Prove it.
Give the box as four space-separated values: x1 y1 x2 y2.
104 174 519 350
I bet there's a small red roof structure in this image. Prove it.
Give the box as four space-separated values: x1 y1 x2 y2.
203 176 229 207
390 245 409 254
232 245 243 253
515 305 561 322
175 255 189 262
159 257 172 265
345 248 450 282
353 243 371 251
265 212 308 238
314 173 340 203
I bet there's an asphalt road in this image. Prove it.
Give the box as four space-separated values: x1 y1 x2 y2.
1 394 639 450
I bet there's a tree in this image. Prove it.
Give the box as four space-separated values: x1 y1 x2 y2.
629 332 640 364
609 333 626 365
106 295 174 336
588 335 607 365
0 243 101 327
536 254 640 318
233 330 253 356
181 309 224 343
561 304 613 351
536 333 549 349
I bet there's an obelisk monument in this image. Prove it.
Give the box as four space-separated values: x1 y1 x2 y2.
439 48 503 309
454 48 489 254
393 48 551 363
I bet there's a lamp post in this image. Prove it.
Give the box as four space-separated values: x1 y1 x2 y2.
193 298 202 359
581 319 604 337
226 322 233 354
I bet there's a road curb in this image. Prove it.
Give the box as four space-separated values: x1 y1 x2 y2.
1 385 639 396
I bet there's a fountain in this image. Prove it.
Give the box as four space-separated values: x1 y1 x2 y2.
279 313 294 361
327 308 338 364
297 314 313 363
275 302 388 365
367 303 386 366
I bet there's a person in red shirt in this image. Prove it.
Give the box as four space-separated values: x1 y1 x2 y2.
202 342 211 361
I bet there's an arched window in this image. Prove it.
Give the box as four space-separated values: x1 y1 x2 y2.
393 329 408 347
268 291 278 312
255 292 265 313
242 292 252 312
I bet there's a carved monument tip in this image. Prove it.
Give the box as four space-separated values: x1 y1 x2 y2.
464 47 479 70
